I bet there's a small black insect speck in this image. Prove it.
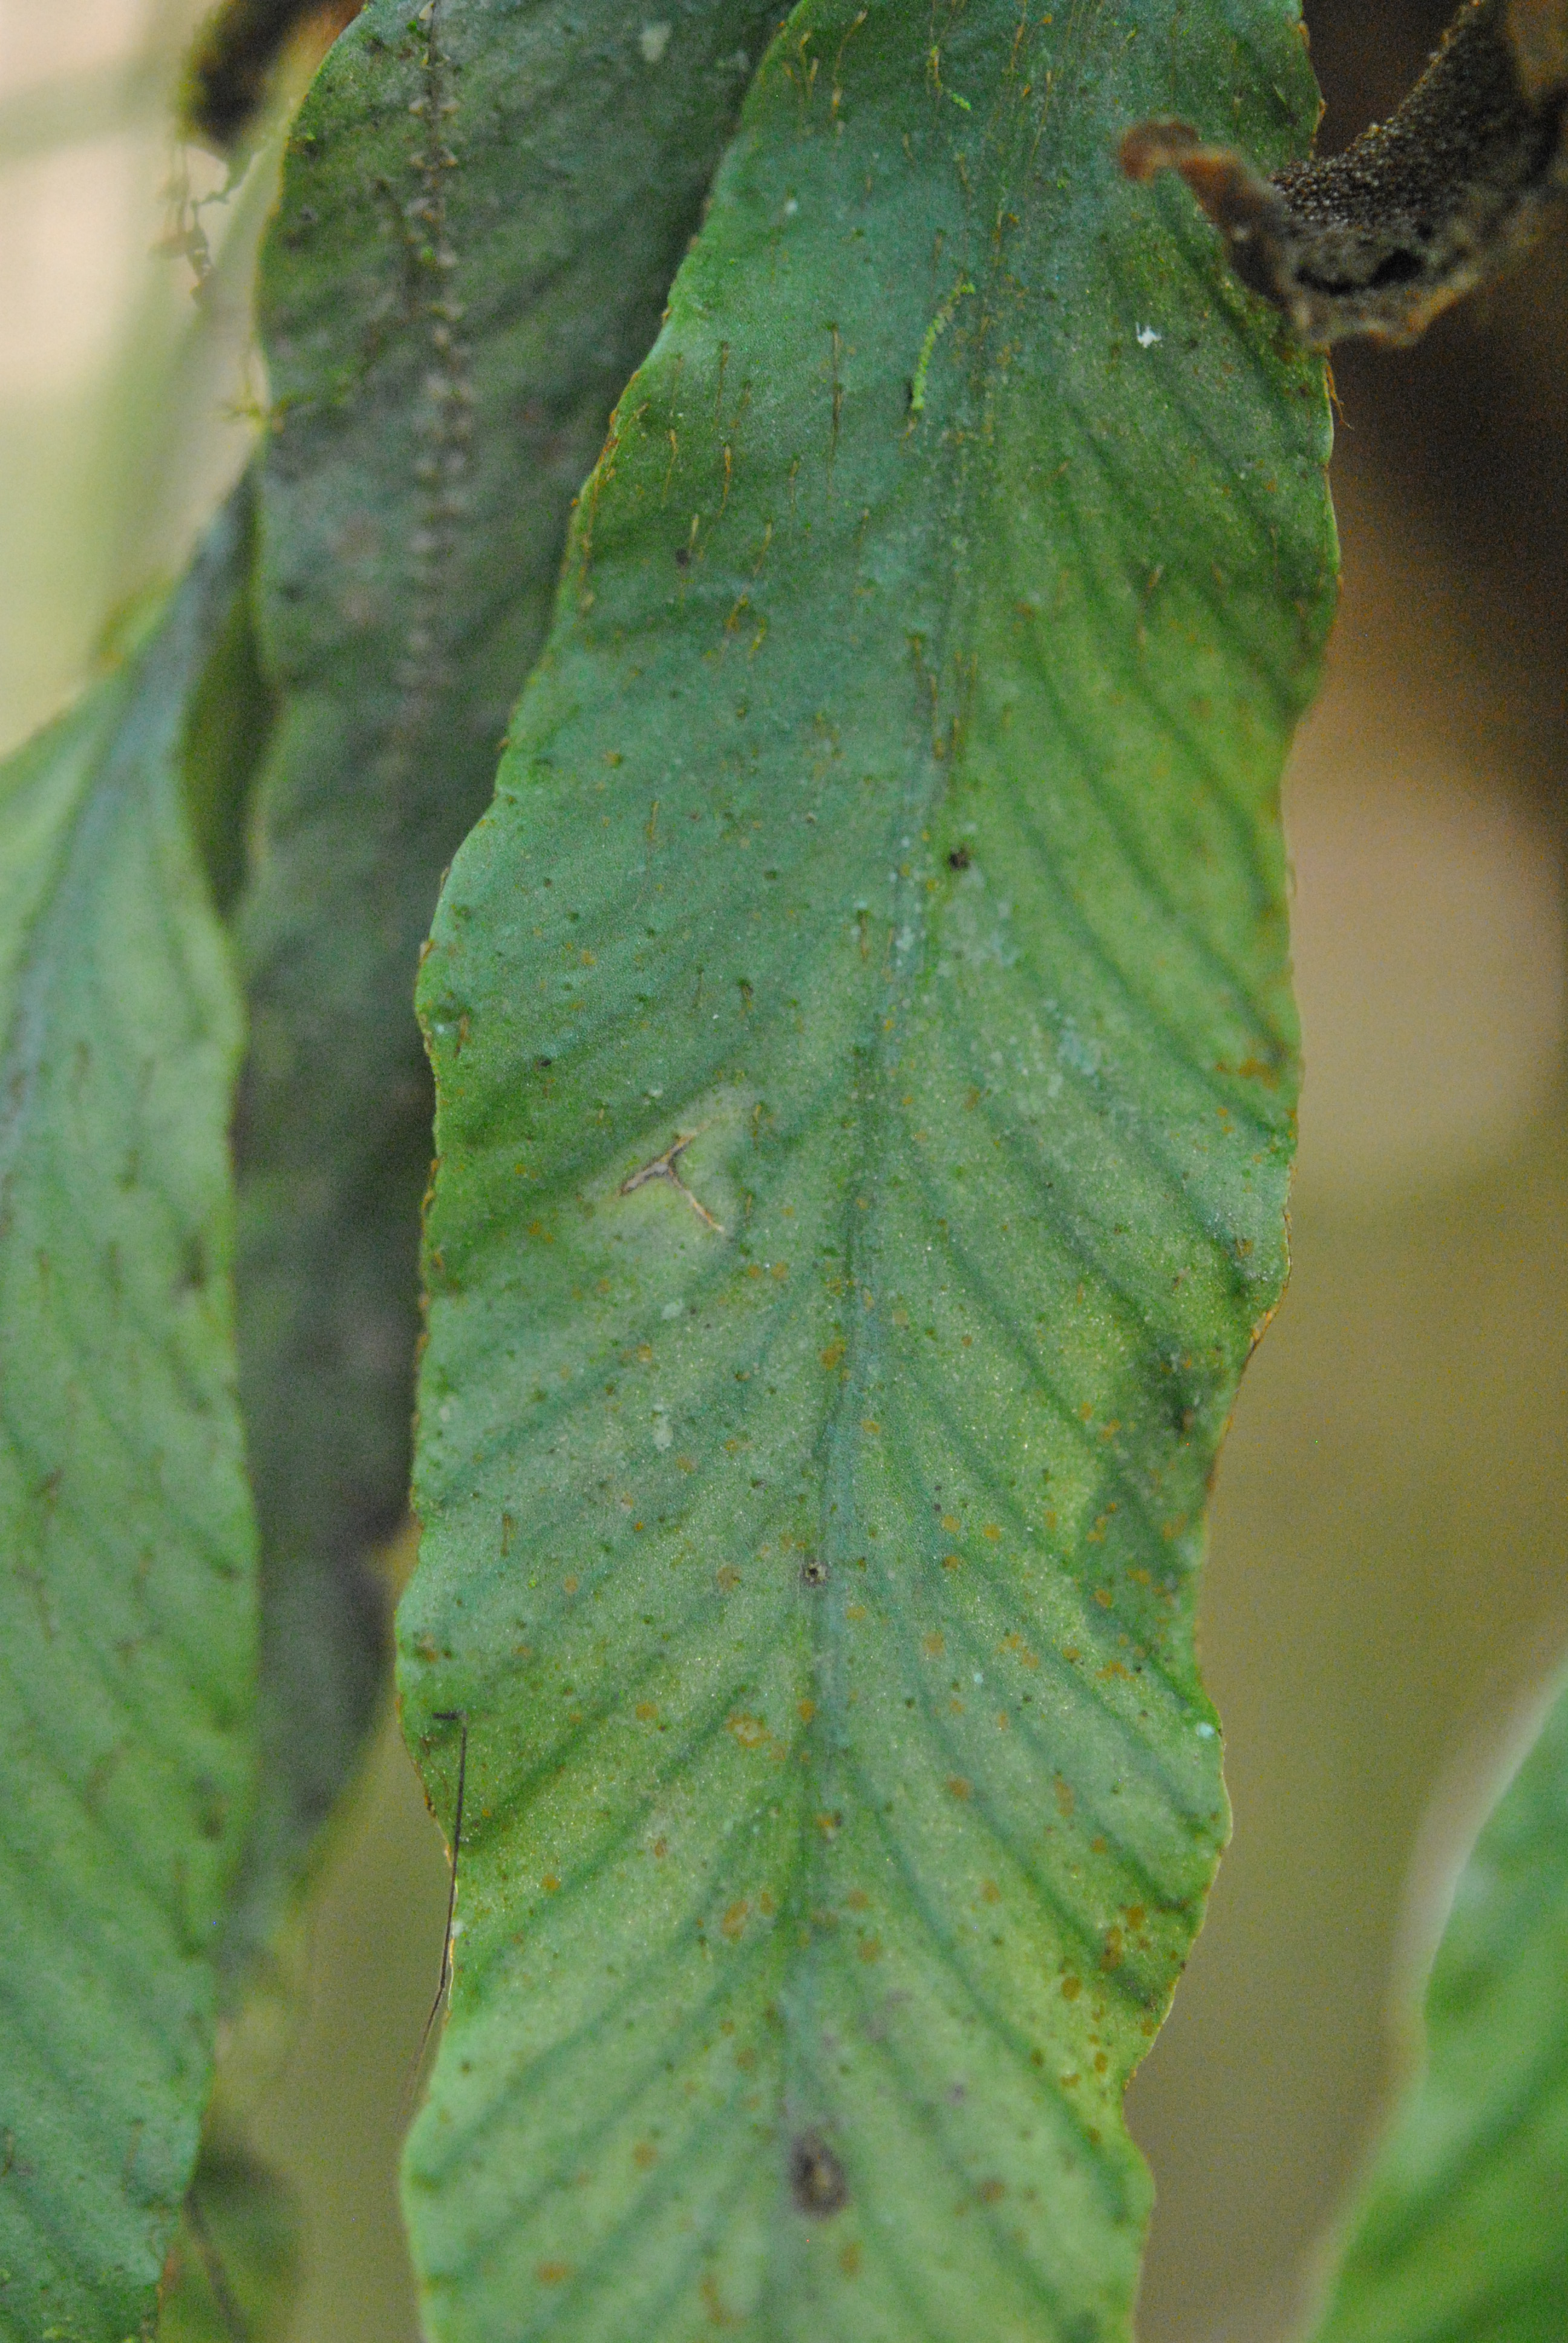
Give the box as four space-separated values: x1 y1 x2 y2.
674 545 691 568
947 845 971 871
790 2130 848 2217
801 1555 829 1588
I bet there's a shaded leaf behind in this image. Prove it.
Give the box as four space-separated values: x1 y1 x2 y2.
232 0 779 1964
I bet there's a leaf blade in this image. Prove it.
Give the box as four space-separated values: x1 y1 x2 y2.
402 1 1335 2335
1310 1669 1568 2343
0 505 257 2343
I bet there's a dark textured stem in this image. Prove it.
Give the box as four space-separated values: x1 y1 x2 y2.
1122 0 1568 345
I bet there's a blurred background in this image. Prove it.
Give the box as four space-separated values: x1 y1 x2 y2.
1 2 1564 2336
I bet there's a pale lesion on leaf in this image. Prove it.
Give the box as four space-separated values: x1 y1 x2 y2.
1121 0 1567 344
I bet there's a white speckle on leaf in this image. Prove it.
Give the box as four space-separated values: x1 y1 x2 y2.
652 1406 674 1451
783 196 799 219
1195 1720 1217 1738
661 1300 684 1321
1136 323 1161 348
639 19 671 63
1057 1022 1102 1079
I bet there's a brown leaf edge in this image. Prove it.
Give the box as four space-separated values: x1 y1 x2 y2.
1120 0 1568 345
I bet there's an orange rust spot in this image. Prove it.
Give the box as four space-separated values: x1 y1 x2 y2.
716 1565 742 1591
721 1900 750 1941
1090 1835 1108 1854
820 1339 846 1369
838 2242 861 2277
635 1701 659 1721
978 2179 1006 2204
982 1523 1002 1542
537 2261 570 2285
563 1573 580 1594
1101 1925 1125 1971
1093 1588 1114 1609
941 1514 961 1533
1054 1774 1074 1818
728 1713 768 1749
798 1698 817 1723
542 1873 561 1893
1126 1904 1146 1928
1060 1974 1082 2001
922 1631 946 1658
846 1888 870 1910
634 2141 658 2169
947 1776 972 1801
980 1878 1001 1904
857 1935 883 1962
942 1553 962 1571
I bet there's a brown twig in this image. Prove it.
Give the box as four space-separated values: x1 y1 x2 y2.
1121 0 1568 344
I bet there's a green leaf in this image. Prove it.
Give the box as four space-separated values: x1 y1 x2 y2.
0 505 257 2342
231 0 783 1965
401 0 1334 2333
1310 1666 1568 2343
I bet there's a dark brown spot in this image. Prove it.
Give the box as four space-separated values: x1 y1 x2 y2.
790 2130 848 2217
801 1555 829 1588
674 545 691 568
946 845 971 870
